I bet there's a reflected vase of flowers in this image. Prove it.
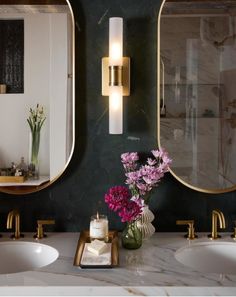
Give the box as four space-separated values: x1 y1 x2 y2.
28 130 40 179
27 104 46 180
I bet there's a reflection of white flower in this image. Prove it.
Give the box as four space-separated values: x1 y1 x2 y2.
27 104 46 166
27 104 46 133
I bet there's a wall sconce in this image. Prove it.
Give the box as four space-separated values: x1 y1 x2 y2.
102 17 130 134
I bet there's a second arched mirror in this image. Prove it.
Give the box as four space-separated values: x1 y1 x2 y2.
158 0 236 193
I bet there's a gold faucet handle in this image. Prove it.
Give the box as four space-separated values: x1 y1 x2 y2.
176 220 198 240
34 220 55 239
231 226 236 239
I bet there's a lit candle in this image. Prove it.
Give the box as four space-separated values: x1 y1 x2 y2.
89 213 109 241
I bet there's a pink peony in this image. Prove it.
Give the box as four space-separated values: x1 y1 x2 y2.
104 186 142 222
104 186 130 211
118 200 142 222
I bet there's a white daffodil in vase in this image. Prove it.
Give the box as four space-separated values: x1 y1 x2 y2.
27 104 46 180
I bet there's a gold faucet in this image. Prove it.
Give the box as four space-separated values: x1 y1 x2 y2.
176 220 198 240
208 210 226 240
34 220 55 239
231 226 236 239
6 209 23 239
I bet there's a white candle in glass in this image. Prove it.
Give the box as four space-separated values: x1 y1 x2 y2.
89 213 108 241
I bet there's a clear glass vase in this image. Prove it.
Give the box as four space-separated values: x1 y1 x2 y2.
121 221 142 249
28 130 40 180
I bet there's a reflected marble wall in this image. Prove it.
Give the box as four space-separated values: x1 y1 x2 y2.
220 62 236 185
160 15 236 190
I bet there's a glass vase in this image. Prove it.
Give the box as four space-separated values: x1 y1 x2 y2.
28 130 40 180
121 221 142 250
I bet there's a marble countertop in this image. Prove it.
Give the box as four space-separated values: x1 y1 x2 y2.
0 232 236 296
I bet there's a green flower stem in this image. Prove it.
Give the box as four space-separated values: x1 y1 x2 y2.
144 193 151 205
130 222 138 244
131 188 151 205
31 131 40 165
122 220 142 249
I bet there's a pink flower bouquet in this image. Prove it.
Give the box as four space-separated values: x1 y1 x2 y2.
105 186 142 222
104 148 172 221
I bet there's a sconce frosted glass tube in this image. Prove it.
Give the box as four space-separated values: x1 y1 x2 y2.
109 17 123 66
109 86 123 134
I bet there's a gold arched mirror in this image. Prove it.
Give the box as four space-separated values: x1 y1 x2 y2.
158 0 236 193
0 0 74 195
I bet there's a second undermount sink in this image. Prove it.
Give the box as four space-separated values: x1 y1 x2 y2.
175 241 236 274
0 241 59 274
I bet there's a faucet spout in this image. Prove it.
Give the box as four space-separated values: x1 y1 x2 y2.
6 209 22 239
208 210 226 240
215 210 226 229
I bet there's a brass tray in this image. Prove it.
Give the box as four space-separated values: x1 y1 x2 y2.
73 230 119 268
0 176 25 183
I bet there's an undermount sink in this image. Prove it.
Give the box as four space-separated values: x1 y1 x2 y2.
175 241 236 274
0 241 59 274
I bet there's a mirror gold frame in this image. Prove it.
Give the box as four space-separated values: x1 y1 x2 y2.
157 0 236 194
0 0 75 195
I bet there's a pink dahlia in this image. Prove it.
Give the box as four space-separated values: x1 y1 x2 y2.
104 186 130 212
118 200 142 222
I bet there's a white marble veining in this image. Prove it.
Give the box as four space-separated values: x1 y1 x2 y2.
0 233 236 295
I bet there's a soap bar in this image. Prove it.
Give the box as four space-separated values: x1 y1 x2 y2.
87 239 107 256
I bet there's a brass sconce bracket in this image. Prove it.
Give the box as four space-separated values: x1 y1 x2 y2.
102 57 130 96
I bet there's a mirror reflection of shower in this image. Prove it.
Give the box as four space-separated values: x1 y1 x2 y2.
160 0 236 191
